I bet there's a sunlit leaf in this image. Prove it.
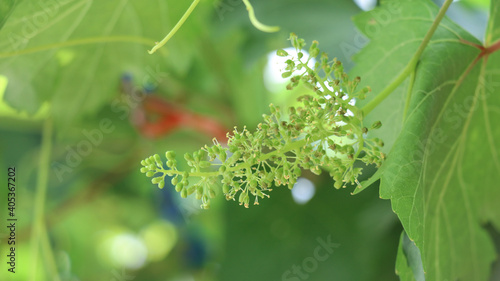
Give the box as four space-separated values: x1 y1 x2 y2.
351 0 500 280
0 0 202 127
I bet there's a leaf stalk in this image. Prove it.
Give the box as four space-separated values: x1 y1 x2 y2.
148 0 201 54
30 119 60 281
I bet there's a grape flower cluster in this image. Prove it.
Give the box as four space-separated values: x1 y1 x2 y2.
140 33 385 209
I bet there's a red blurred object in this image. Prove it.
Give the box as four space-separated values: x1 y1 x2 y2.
121 75 228 141
134 95 228 141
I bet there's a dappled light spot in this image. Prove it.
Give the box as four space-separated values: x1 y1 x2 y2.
110 233 148 270
291 177 316 204
140 219 178 262
353 0 377 11
263 48 315 93
0 75 7 98
56 49 75 66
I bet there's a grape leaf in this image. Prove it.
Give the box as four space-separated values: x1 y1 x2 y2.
0 0 203 128
351 0 500 280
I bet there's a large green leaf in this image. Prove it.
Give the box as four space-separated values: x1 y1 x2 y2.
0 0 206 127
351 0 500 280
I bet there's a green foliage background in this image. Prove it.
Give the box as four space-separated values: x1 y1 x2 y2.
0 0 498 280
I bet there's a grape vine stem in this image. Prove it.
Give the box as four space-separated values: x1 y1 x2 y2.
148 0 201 54
241 0 280 33
0 36 155 59
30 119 60 281
158 133 329 177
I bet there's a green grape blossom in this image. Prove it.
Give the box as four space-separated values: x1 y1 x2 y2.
141 33 385 209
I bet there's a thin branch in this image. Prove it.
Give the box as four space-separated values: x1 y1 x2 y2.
148 0 200 54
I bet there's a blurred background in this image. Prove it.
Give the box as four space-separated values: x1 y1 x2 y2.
0 0 490 280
